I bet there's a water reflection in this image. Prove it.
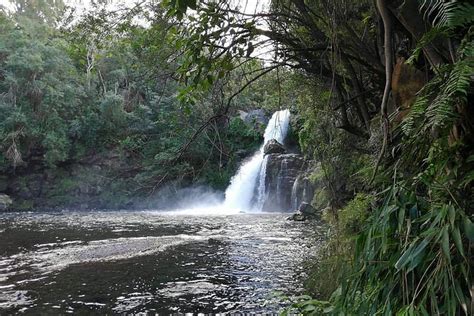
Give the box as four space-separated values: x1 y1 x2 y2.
0 210 324 314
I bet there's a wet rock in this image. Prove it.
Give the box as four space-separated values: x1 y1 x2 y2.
0 194 13 211
290 175 315 211
287 212 306 221
208 238 223 245
287 203 320 221
0 175 8 192
264 139 286 155
262 154 305 212
298 202 319 219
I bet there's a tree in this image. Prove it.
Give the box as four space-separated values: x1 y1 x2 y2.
160 0 473 314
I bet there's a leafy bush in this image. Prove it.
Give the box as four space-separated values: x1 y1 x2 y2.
338 193 373 235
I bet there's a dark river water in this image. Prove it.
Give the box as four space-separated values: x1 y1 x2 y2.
0 210 323 314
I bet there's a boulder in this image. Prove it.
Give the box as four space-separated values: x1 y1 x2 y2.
0 194 13 211
298 202 319 218
287 212 306 221
264 139 286 155
287 203 320 221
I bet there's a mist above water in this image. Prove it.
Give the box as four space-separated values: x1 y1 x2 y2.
147 110 291 215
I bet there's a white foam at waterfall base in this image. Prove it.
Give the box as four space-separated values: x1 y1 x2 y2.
157 110 291 215
223 109 291 212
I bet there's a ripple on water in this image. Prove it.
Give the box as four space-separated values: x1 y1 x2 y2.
0 210 324 314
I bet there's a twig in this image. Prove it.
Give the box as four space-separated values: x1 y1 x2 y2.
173 114 228 162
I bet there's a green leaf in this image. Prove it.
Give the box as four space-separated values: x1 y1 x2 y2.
448 205 455 227
452 226 465 258
407 238 429 272
462 217 474 241
303 304 316 312
186 0 197 10
441 225 451 262
454 280 468 314
395 246 414 270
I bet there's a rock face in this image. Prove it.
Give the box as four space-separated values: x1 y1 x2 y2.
0 194 12 211
263 139 286 155
261 153 308 212
298 202 319 217
5 149 137 211
290 175 315 211
239 109 269 132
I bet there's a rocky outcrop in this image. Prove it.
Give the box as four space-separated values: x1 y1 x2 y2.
239 109 269 132
263 139 286 155
287 202 324 222
0 194 12 211
298 202 318 216
261 153 307 212
287 212 306 221
4 149 138 211
287 203 320 221
290 174 315 211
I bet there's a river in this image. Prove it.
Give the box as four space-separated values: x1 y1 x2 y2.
0 210 323 314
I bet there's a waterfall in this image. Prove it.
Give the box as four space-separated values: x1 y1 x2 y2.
223 109 291 211
291 176 301 211
255 155 269 210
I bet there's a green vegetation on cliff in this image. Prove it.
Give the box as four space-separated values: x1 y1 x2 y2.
0 1 279 209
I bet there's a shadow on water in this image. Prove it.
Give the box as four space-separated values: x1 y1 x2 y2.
0 210 324 314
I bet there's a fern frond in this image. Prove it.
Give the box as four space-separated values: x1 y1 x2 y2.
443 59 473 98
419 0 474 28
425 93 458 129
424 58 472 129
420 0 445 22
407 27 447 64
440 2 474 28
401 94 430 135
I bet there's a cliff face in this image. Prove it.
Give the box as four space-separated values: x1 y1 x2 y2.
2 150 139 211
259 152 315 213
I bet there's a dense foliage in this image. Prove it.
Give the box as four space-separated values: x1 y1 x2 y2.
162 0 473 314
0 1 272 209
0 0 472 314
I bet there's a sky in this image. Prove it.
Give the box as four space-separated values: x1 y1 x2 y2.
65 0 268 15
0 0 269 19
0 0 272 58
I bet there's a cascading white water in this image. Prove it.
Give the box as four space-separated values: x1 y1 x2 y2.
254 155 269 211
290 176 301 211
223 109 291 211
